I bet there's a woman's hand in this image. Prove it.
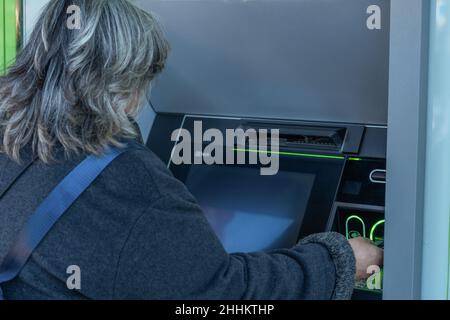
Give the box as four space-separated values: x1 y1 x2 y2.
348 237 383 280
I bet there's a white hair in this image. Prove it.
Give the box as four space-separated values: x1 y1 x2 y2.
0 0 169 163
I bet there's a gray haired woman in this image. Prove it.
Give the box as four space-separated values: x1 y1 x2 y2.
0 0 382 300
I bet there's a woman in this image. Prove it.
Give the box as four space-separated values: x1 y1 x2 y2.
0 0 382 300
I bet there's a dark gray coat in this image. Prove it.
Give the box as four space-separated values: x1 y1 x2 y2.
0 140 355 300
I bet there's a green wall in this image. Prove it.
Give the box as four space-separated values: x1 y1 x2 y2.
0 0 18 74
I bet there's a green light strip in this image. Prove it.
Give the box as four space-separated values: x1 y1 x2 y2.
233 148 353 160
345 215 366 239
370 219 385 242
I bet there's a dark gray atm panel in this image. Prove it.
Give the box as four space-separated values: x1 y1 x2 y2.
137 0 390 125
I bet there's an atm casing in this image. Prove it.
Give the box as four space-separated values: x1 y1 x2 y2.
139 0 390 299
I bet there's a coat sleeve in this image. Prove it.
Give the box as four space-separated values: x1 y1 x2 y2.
112 190 355 300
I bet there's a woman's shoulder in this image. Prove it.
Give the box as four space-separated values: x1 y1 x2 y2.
0 151 34 195
120 140 168 173
0 140 192 206
0 153 9 191
106 140 192 203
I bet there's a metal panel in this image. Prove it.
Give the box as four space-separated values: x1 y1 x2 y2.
384 0 429 300
421 0 450 300
138 0 390 125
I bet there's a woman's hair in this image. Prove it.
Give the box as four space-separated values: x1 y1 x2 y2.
0 0 169 163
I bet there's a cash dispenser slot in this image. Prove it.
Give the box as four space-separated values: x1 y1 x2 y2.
278 128 345 150
238 122 364 154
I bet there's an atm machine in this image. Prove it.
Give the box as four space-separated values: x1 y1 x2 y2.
137 0 390 300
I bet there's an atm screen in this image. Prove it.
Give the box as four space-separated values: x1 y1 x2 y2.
185 165 316 253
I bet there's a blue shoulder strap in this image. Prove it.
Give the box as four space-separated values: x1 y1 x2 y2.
0 146 127 299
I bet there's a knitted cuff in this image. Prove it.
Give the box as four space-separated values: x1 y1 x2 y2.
299 232 356 300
